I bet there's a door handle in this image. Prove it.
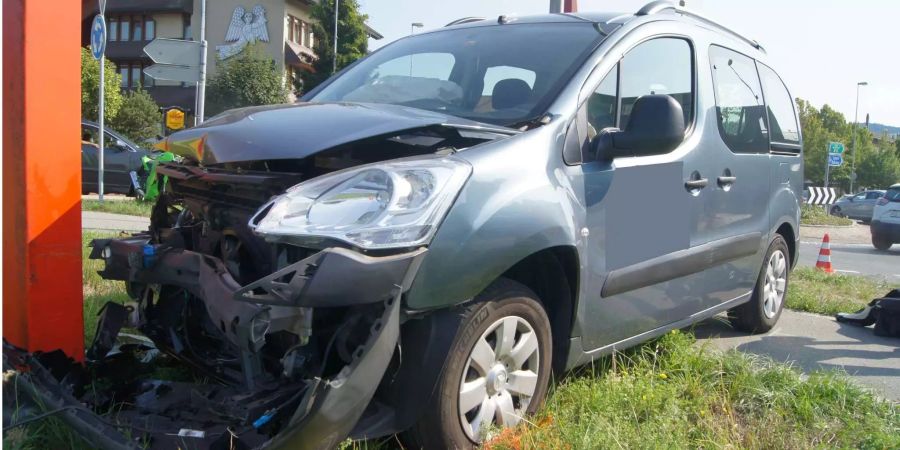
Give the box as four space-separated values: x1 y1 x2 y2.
684 178 708 189
717 176 737 186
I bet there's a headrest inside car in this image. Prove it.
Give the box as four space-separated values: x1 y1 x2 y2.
492 79 532 110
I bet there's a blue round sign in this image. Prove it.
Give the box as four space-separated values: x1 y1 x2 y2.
90 15 106 60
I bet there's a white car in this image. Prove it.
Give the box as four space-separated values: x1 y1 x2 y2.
871 183 900 250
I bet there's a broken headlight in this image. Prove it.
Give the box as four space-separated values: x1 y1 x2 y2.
251 157 471 249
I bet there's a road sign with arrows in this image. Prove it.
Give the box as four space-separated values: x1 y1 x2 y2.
143 38 201 83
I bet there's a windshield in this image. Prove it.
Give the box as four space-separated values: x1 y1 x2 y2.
308 23 606 127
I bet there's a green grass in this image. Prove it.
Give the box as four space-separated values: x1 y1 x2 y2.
81 230 133 345
486 331 899 450
800 204 854 226
787 267 891 316
82 199 153 217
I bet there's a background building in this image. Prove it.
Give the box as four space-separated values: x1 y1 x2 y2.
81 0 381 112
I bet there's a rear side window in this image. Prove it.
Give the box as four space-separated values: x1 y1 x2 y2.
709 45 768 153
867 191 883 200
758 63 800 146
885 188 900 202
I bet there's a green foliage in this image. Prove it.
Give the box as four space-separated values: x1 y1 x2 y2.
109 88 161 144
798 98 900 191
799 204 853 226
80 47 123 122
206 44 288 116
787 267 891 316
302 0 369 92
81 199 153 217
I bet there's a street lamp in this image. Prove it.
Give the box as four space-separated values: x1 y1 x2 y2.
409 22 423 76
850 81 868 194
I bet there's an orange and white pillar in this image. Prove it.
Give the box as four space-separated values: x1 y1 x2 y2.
3 0 84 359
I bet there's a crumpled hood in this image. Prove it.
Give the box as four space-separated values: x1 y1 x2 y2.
164 102 513 165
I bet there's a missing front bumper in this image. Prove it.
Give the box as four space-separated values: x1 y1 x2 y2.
3 239 424 449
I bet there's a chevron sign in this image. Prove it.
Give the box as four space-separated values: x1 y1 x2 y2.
807 187 838 205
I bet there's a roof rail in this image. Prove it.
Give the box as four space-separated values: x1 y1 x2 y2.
635 1 765 53
444 17 486 27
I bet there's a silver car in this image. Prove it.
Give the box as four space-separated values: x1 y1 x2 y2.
831 190 886 222
7 2 802 448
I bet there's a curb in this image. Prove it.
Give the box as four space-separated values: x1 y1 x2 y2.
800 223 856 229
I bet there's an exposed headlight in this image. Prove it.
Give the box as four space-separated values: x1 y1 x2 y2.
250 157 471 249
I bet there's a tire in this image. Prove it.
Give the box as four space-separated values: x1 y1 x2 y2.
830 206 842 217
402 279 553 449
872 233 893 251
728 235 790 333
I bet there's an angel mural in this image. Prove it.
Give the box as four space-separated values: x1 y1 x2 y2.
216 5 269 60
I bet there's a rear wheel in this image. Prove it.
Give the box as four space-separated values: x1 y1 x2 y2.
728 235 790 333
402 279 552 449
830 206 842 217
872 233 893 251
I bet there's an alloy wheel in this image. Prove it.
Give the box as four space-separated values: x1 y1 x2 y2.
458 315 540 441
763 250 787 319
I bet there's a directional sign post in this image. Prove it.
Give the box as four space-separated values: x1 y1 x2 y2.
143 35 206 122
91 13 107 201
823 141 845 199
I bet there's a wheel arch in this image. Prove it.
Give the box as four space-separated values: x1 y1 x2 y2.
497 245 579 373
774 221 797 269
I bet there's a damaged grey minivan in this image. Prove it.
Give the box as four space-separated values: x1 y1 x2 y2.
4 2 803 449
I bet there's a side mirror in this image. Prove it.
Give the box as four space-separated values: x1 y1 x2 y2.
593 94 686 160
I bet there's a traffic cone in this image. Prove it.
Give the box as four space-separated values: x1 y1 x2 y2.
816 233 834 273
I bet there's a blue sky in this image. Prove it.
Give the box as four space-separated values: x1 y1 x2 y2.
358 0 900 126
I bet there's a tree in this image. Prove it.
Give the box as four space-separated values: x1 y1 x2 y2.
798 97 898 191
206 44 288 116
81 47 123 121
110 88 162 143
302 0 369 92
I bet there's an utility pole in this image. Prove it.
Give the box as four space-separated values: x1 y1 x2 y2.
333 0 339 74
196 0 207 125
850 81 868 194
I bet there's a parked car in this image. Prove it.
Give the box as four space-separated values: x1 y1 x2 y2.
830 190 885 222
81 119 152 196
9 3 802 448
871 184 900 250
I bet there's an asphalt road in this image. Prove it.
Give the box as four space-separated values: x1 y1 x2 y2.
797 241 900 281
695 309 900 401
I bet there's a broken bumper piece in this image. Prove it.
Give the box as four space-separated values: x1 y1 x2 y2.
2 238 424 449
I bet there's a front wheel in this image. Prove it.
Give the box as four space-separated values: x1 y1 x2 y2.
830 206 843 217
402 279 552 449
728 235 790 333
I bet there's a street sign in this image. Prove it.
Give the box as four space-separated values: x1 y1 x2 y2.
90 15 106 60
828 141 845 154
165 108 186 131
828 154 843 167
143 64 201 83
807 187 837 205
143 38 201 66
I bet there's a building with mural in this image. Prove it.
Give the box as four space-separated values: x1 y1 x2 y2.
81 0 382 112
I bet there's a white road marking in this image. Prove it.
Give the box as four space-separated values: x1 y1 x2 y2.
835 269 860 274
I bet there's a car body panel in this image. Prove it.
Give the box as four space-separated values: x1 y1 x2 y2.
872 184 900 244
165 102 516 165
